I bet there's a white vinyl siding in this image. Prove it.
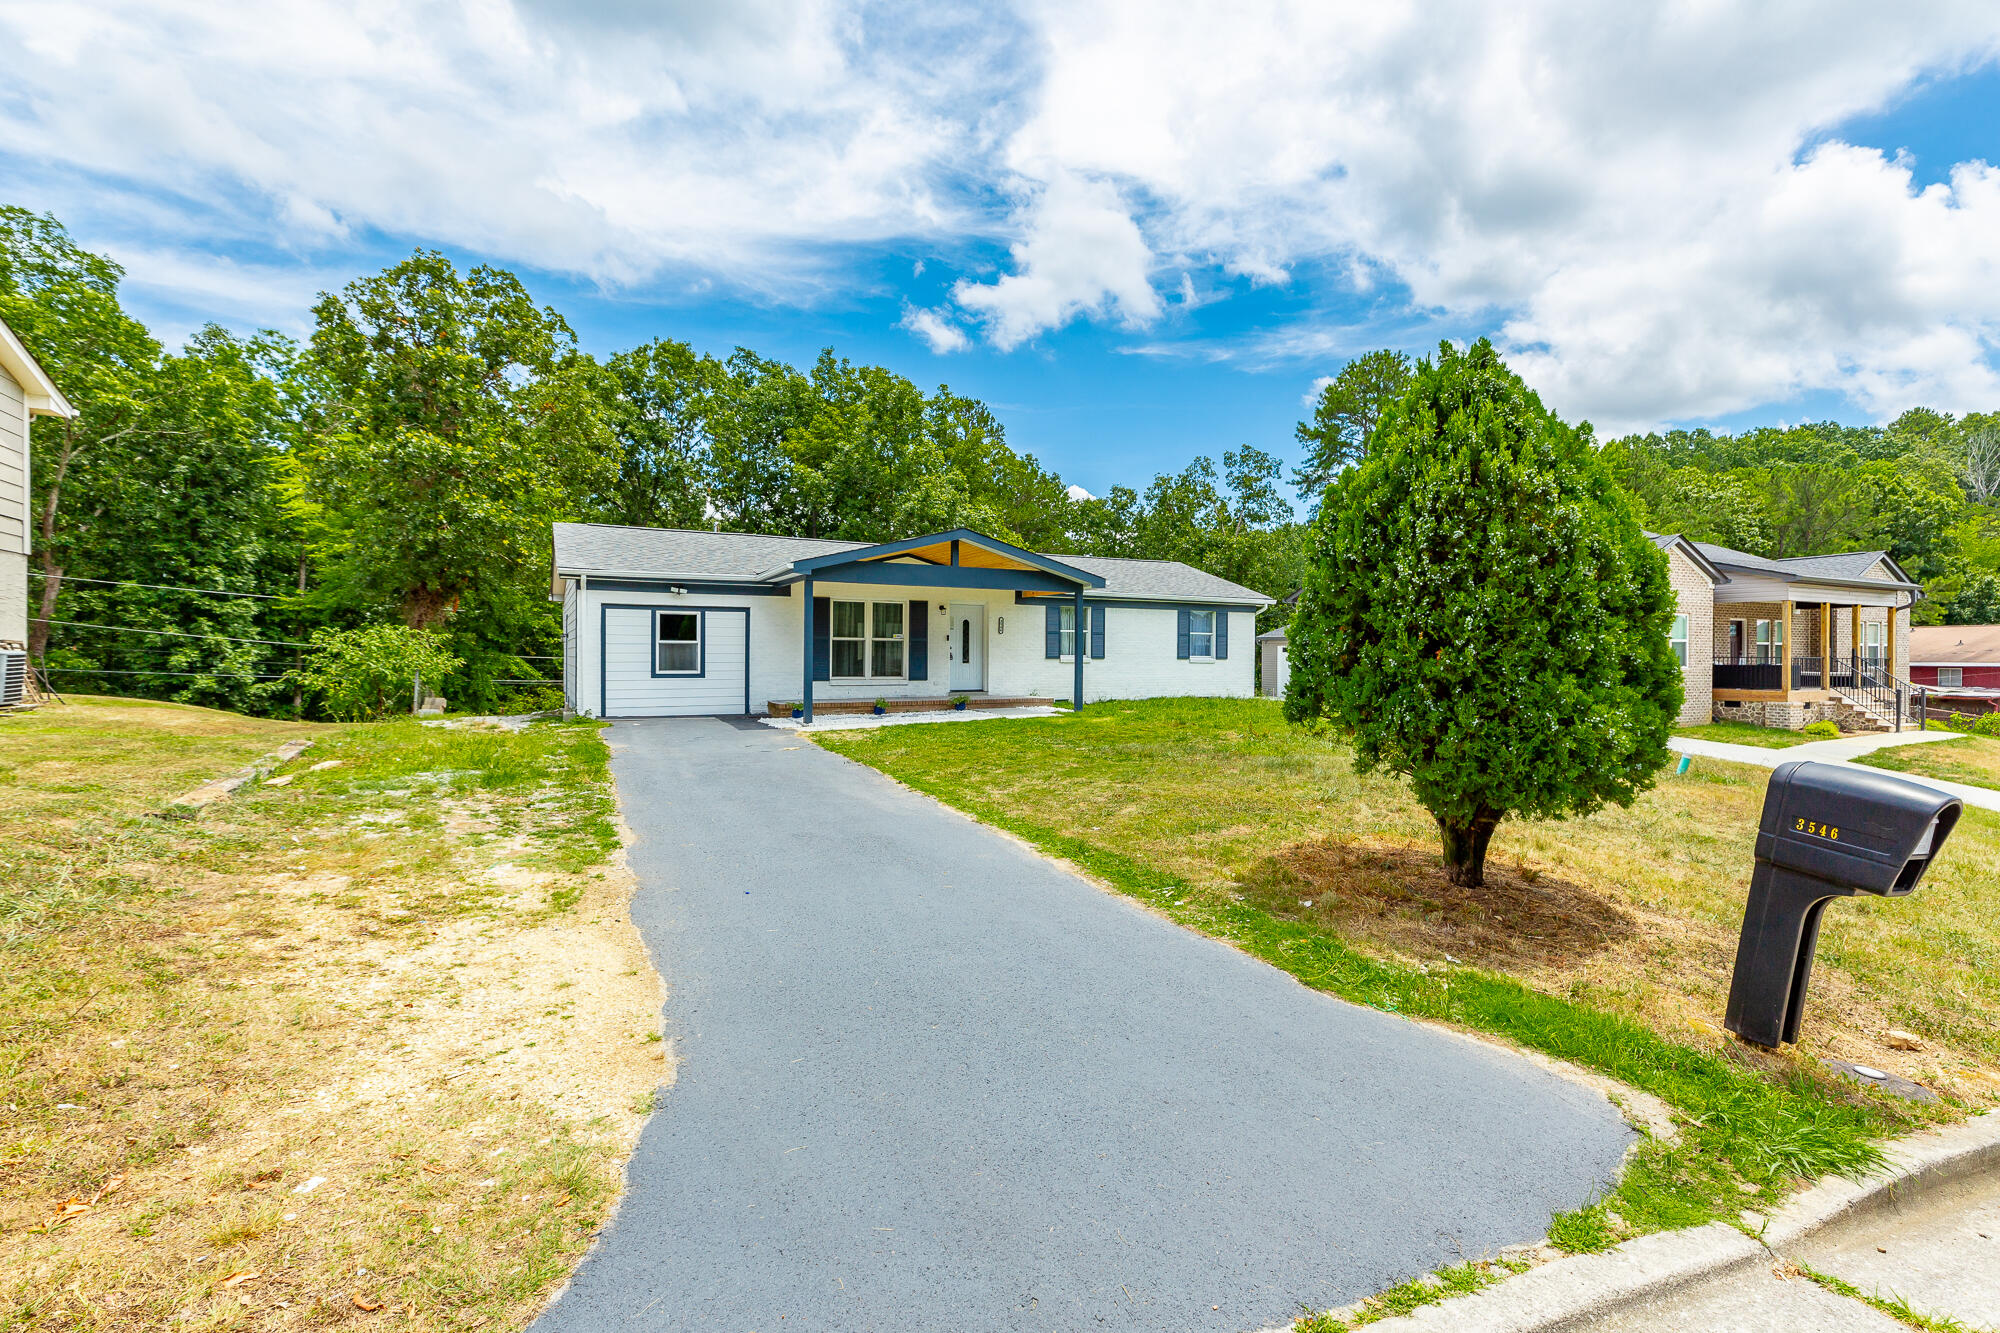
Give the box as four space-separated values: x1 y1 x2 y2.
561 580 578 710
0 365 26 552
602 605 748 716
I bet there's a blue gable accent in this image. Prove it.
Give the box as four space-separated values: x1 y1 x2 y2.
787 527 1104 587
796 562 1086 593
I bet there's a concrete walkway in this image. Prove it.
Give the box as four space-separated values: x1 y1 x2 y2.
1669 730 2000 813
1588 1161 2000 1332
535 718 1634 1333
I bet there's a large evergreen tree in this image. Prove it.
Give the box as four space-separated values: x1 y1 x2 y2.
1286 339 1682 887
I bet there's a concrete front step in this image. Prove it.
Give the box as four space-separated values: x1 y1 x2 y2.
765 696 1052 717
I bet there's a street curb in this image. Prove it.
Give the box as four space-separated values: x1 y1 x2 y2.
1356 1111 2000 1332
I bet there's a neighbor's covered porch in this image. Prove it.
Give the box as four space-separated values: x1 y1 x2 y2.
1710 589 1912 727
776 529 1105 724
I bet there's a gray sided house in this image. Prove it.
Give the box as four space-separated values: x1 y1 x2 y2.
552 524 1272 720
0 315 76 666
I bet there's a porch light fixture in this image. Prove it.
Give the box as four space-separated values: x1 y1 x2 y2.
669 585 687 596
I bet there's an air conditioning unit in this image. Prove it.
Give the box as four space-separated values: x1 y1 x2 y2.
0 650 26 707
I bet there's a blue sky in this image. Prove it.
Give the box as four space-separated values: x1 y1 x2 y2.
4 3 1999 507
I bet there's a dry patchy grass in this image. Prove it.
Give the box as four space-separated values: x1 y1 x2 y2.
819 698 2000 1102
0 698 665 1331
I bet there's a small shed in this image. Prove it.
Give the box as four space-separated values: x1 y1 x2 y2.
1257 626 1288 698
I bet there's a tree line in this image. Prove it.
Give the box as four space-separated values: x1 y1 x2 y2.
2 208 1304 718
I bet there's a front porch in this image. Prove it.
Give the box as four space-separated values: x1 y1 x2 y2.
1710 596 1916 731
767 694 1048 718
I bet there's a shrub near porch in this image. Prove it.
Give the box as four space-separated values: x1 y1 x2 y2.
817 698 2000 1097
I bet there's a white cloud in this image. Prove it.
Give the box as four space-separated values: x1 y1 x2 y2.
962 0 2000 428
1302 375 1336 407
951 169 1160 349
1065 482 1095 501
900 303 969 353
7 1 2000 428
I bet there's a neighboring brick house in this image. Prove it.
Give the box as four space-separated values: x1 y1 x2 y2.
1649 533 1723 726
1908 625 2000 716
1695 543 1922 731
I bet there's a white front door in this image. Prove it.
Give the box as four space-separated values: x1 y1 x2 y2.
949 603 984 691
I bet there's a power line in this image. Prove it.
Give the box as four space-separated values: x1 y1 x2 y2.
29 571 287 600
32 617 316 648
40 667 289 680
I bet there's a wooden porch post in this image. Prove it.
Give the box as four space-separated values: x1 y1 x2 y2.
1819 601 1831 689
1887 600 1899 677
1850 604 1862 672
1781 599 1794 696
1072 585 1085 712
802 576 815 724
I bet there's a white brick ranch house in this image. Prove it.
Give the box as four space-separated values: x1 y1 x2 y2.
553 524 1272 720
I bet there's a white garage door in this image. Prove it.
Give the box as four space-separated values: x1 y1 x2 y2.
602 605 751 716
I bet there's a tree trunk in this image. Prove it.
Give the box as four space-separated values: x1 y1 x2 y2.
1438 812 1501 887
28 422 82 662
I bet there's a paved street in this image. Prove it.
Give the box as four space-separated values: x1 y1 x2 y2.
534 718 1633 1332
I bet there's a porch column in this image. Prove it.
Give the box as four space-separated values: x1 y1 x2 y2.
1887 601 1899 677
1819 601 1831 689
802 576 814 724
1073 585 1085 712
1781 598 1794 696
1850 604 1862 672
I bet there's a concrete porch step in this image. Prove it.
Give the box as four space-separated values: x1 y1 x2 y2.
765 696 1052 717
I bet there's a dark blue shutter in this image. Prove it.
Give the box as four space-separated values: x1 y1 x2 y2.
812 596 831 682
1176 608 1191 659
1090 605 1105 659
1045 602 1062 658
1215 608 1229 660
908 600 928 680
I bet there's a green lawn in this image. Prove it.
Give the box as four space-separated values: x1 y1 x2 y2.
1673 720 1815 748
816 698 2000 1254
1855 734 2000 792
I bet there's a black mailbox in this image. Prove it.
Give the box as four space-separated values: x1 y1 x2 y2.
1724 760 1962 1049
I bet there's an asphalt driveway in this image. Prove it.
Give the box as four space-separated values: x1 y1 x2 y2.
535 718 1633 1332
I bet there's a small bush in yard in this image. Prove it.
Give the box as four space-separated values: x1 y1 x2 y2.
1974 712 2000 738
1285 338 1681 887
295 623 462 720
1802 720 1840 739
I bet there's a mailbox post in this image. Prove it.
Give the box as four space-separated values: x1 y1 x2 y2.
1725 761 1962 1049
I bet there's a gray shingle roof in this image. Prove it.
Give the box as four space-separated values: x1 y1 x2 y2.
553 524 1272 604
555 524 866 579
1693 541 1913 587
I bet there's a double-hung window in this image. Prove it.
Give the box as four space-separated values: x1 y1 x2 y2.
1861 621 1886 663
1669 614 1689 666
656 611 700 674
830 600 906 680
1188 609 1216 659
1938 666 1964 688
1059 605 1077 660
1754 617 1784 665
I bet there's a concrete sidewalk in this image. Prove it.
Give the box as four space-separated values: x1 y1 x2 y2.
1669 730 2000 813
